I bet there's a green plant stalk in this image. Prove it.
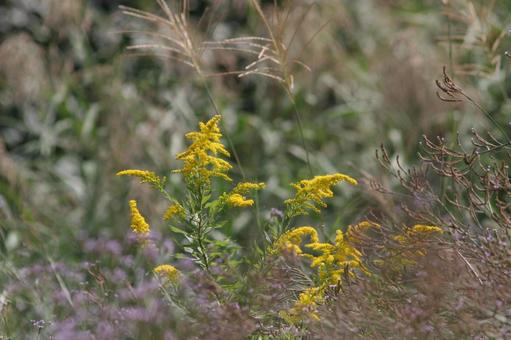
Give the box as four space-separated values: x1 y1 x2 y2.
190 183 211 272
285 87 314 177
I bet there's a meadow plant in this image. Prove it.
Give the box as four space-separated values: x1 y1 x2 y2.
117 115 264 274
114 112 446 336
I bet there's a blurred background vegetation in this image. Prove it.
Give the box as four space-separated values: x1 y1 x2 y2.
1 0 510 288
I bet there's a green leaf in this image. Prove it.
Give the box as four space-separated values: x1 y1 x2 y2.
169 226 188 235
201 194 211 206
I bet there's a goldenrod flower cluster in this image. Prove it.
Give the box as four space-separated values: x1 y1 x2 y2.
347 220 381 244
116 169 163 187
393 224 443 245
409 224 443 234
174 115 232 187
231 182 266 194
271 226 319 255
129 200 150 235
272 224 372 280
285 173 357 216
154 264 180 283
274 221 379 323
280 287 323 324
163 203 185 221
226 194 253 207
224 182 265 208
306 230 368 283
388 224 443 265
118 115 267 280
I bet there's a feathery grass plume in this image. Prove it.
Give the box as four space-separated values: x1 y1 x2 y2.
120 0 204 72
116 169 164 188
173 115 232 189
154 264 180 282
163 203 185 221
205 0 328 176
285 173 357 217
206 0 314 90
128 200 150 234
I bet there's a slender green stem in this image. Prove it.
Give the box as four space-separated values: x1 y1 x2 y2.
285 87 313 177
442 4 455 199
463 95 511 144
193 62 247 180
194 184 211 272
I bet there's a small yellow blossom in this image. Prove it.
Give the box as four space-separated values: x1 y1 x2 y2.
116 169 163 187
272 226 319 255
231 182 266 194
129 200 150 234
224 182 265 208
394 224 443 243
154 264 180 282
410 224 443 234
174 115 233 187
393 234 407 244
390 224 444 265
163 203 185 221
346 220 381 243
285 173 357 216
226 193 254 207
306 229 366 283
276 225 372 324
280 287 324 324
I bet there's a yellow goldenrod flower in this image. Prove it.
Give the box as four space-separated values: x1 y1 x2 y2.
389 224 444 266
394 224 443 243
128 200 150 234
393 234 407 244
116 169 163 187
231 182 266 194
226 193 254 207
223 182 265 208
154 264 180 282
277 226 371 325
410 224 443 234
280 287 324 324
272 226 319 255
346 220 381 241
174 115 233 187
285 173 357 216
163 203 185 221
346 221 381 244
306 229 366 283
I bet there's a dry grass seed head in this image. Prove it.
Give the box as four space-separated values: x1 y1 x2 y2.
120 0 205 72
